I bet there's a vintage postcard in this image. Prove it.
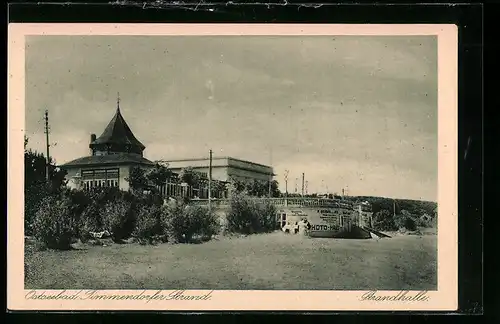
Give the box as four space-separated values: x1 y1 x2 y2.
8 23 458 311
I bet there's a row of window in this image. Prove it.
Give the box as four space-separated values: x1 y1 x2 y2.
83 179 119 190
82 168 119 180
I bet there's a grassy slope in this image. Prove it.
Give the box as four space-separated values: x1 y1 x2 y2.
25 232 437 290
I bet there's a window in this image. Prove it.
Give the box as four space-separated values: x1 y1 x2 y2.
80 168 120 190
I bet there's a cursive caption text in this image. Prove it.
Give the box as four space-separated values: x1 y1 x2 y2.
25 290 214 302
360 290 430 302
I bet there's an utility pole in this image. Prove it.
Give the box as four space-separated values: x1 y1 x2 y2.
268 175 272 198
301 172 305 196
208 149 212 212
268 147 272 198
284 170 289 205
284 170 289 196
44 109 50 182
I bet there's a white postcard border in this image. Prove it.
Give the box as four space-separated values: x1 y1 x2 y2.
7 23 458 311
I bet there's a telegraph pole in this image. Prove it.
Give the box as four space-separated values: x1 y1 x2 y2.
284 170 289 196
268 147 272 198
208 149 212 212
301 172 305 196
284 170 289 206
44 109 50 182
268 175 272 198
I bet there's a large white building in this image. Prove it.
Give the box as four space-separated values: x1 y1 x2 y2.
165 157 274 184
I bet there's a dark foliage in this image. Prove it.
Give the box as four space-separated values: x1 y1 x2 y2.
161 200 219 243
225 191 278 234
24 138 67 235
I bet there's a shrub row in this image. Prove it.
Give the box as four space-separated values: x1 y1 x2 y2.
30 187 220 250
372 209 436 232
28 187 280 250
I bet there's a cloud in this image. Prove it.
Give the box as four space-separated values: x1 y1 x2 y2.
25 35 437 201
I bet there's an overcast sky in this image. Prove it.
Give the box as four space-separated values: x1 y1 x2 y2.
25 35 437 201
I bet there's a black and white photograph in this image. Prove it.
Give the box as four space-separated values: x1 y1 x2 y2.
8 24 458 311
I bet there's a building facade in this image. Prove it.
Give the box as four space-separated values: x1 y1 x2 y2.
61 100 154 190
165 157 274 184
60 99 274 198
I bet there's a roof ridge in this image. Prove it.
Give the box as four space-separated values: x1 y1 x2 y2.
61 152 154 167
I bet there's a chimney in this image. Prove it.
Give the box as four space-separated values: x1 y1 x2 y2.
90 134 96 155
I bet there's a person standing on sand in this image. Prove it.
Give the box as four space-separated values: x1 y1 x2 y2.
298 219 305 235
298 219 311 235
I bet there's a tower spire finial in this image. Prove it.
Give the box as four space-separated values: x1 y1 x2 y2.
117 92 120 112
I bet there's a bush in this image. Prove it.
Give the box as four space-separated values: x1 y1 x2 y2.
193 206 220 239
161 200 185 243
254 200 278 232
24 181 53 236
161 200 219 243
416 213 436 228
32 195 76 250
372 210 398 231
225 192 277 234
100 198 134 242
133 204 163 244
394 210 417 231
73 187 136 242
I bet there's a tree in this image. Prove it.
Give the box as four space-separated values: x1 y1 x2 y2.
210 180 227 198
126 166 149 192
145 161 172 187
228 177 247 194
245 179 265 197
24 136 67 235
179 167 202 188
24 136 67 190
270 180 280 198
127 161 172 195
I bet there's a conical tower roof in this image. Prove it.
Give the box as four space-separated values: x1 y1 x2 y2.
90 95 146 154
